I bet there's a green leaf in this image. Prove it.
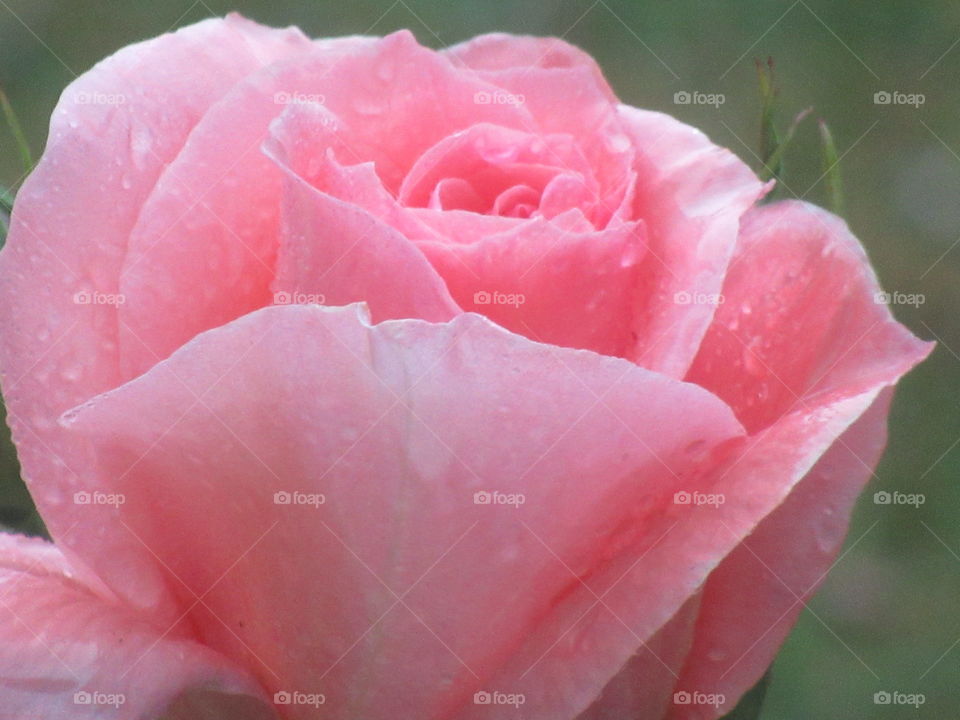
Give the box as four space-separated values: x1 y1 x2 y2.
0 87 33 176
719 670 773 720
818 119 845 216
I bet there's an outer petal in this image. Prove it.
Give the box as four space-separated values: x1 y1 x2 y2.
577 595 702 720
668 390 893 720
618 106 767 378
64 304 745 720
443 34 614 96
666 201 932 715
686 201 932 434
0 14 311 619
460 209 929 718
0 533 274 720
117 30 531 377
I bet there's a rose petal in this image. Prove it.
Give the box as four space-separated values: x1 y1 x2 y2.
0 532 274 719
492 184 541 218
263 102 440 242
0 14 309 619
445 34 631 227
444 33 614 93
118 30 532 378
408 209 526 244
686 201 933 433
64 303 744 720
397 124 595 218
464 209 929 718
577 595 702 720
668 390 893 720
265 109 461 323
416 216 646 356
618 106 767 378
116 36 370 380
659 201 931 714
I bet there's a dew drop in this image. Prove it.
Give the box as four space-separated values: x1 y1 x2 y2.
352 96 384 116
130 124 154 169
607 134 631 153
742 337 764 375
707 648 728 662
375 57 396 83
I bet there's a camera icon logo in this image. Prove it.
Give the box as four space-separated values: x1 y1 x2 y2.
674 91 691 105
673 691 692 704
474 691 492 704
274 691 292 705
874 691 891 704
873 491 892 505
874 91 892 105
473 290 492 305
673 490 691 505
474 491 492 505
274 491 292 505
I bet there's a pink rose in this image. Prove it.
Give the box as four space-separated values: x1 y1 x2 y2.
0 14 930 720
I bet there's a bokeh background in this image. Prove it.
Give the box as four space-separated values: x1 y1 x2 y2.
0 1 957 717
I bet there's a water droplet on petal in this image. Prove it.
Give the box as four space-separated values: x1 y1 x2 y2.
352 96 383 116
607 134 631 153
375 57 395 83
742 337 764 375
130 124 154 169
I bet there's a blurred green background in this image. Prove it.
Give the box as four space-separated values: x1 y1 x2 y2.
0 1 957 717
